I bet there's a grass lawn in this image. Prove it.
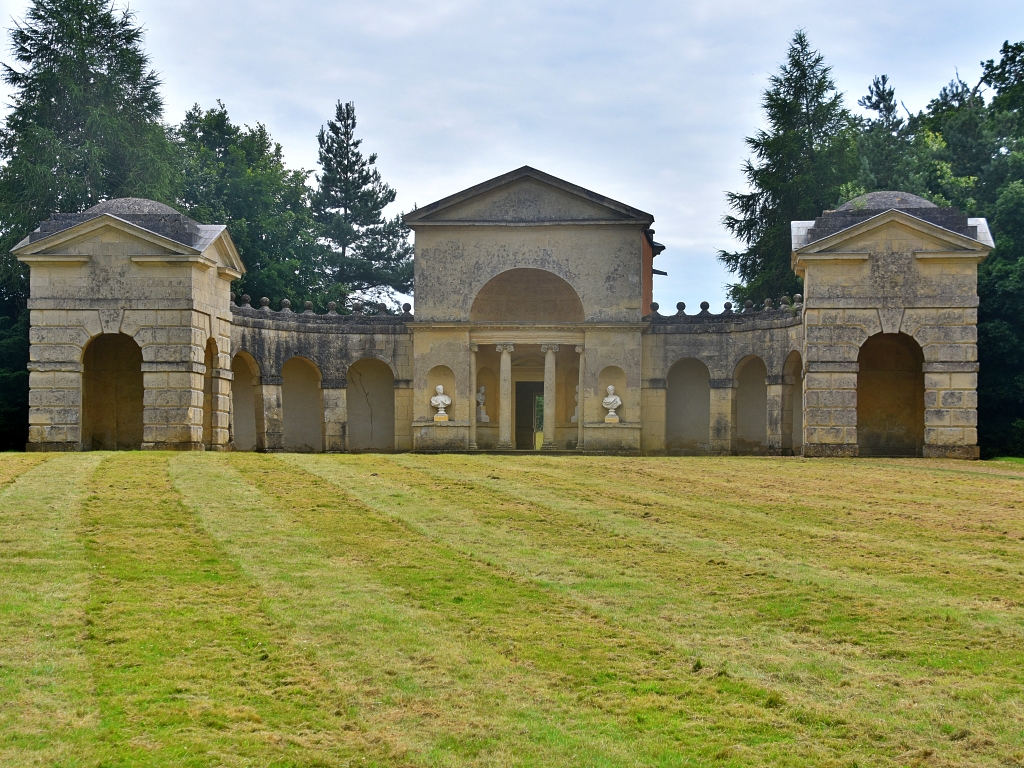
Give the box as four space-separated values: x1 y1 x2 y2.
1 453 1023 767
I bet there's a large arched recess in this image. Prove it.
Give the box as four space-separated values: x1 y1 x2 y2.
282 357 324 452
470 268 584 323
82 333 144 450
734 355 768 454
231 351 261 451
347 358 395 451
665 358 710 454
857 333 924 457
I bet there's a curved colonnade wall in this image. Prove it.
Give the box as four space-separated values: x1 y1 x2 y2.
14 172 990 458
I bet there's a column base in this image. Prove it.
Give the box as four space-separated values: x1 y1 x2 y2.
496 441 513 449
923 444 980 460
803 443 858 458
541 441 558 450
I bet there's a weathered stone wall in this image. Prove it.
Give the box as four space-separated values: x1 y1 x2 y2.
229 304 413 452
642 304 805 455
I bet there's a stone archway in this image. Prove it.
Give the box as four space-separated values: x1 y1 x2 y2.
231 352 261 451
347 358 395 451
282 357 324 452
470 268 584 323
734 356 768 454
82 333 144 450
857 333 924 457
666 358 710 454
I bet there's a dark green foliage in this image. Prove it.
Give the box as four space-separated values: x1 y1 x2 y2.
177 103 323 308
719 31 857 304
0 0 178 450
312 101 412 307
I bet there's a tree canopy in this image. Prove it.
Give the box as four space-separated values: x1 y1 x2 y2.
0 0 178 449
718 30 857 304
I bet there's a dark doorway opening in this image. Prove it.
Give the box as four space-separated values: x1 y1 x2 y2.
515 381 544 450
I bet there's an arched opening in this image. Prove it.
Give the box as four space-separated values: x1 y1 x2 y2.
82 333 144 450
201 338 218 449
231 352 261 451
597 365 627 420
782 351 803 456
470 268 585 323
735 356 767 454
282 357 323 452
347 358 395 451
857 333 924 457
666 358 710 455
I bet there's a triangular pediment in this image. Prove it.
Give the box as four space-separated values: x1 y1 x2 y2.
405 166 653 226
797 209 988 256
13 214 198 259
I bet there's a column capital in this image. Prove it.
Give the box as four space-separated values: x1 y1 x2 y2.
469 344 479 353
575 345 584 354
496 344 514 353
541 344 559 353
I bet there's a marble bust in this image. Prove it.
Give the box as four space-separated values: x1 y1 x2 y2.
570 384 579 423
431 384 452 421
602 385 621 423
476 386 490 422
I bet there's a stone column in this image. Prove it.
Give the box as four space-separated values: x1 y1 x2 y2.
576 346 585 450
496 344 514 449
708 378 735 455
541 344 558 449
261 376 284 451
469 344 479 450
765 374 784 456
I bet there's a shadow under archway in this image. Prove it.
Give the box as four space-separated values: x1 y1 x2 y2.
82 333 144 450
857 333 924 457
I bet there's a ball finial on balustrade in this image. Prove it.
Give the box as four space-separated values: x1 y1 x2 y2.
240 294 251 307
793 293 803 304
260 297 270 310
280 298 291 312
327 301 338 314
676 301 686 313
304 301 314 314
402 303 412 315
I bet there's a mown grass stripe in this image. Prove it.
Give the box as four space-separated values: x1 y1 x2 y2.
172 452 653 767
80 452 378 767
0 453 102 766
287 453 1024 766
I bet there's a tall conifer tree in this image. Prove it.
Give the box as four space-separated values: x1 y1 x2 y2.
719 31 857 304
312 101 412 306
0 0 177 449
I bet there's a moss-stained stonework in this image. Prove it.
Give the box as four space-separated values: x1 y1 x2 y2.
14 173 991 456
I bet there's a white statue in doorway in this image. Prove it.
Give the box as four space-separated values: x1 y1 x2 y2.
602 384 622 423
431 384 452 421
570 384 579 423
476 385 490 422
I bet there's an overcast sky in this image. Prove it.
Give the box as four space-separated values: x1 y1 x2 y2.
1 0 1022 309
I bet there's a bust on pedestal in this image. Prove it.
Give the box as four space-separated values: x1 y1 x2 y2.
570 384 580 423
476 386 490 423
431 385 452 422
602 385 621 423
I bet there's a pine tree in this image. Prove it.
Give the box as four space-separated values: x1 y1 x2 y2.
719 31 857 304
856 75 911 192
312 101 412 307
0 0 178 449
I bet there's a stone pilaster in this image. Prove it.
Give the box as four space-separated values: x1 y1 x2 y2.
496 344 514 449
322 376 347 452
708 378 735 455
541 344 558 449
260 377 284 451
765 374 784 456
469 345 478 450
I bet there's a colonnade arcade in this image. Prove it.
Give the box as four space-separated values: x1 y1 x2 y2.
467 335 585 450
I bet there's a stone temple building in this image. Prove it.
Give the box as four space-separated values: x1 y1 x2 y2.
14 167 992 457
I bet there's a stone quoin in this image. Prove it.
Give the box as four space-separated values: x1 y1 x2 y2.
14 169 991 456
